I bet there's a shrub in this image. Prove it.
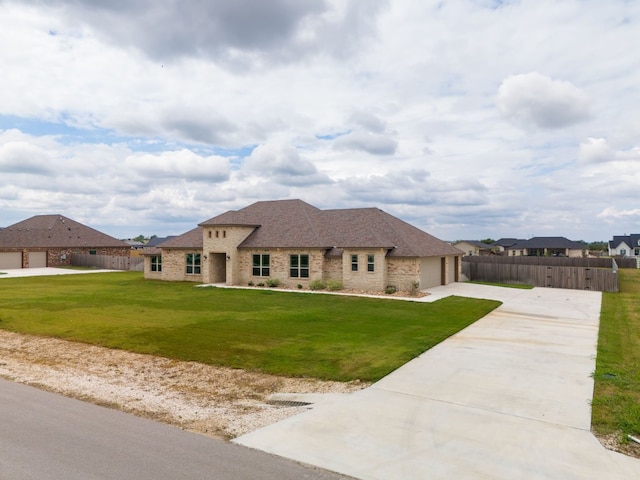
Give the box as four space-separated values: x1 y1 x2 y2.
409 281 420 296
257 282 265 287
248 281 254 287
297 284 303 289
327 280 343 291
384 285 397 295
309 279 327 290
265 278 281 288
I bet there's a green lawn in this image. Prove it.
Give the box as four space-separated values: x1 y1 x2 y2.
592 268 640 440
0 272 500 382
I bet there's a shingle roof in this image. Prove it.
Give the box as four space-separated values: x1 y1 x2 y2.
155 227 203 249
493 238 524 247
145 236 177 247
456 240 495 249
609 234 640 249
0 215 128 248
509 237 585 250
200 199 461 257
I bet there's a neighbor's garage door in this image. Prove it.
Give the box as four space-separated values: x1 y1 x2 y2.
0 252 22 269
28 251 47 268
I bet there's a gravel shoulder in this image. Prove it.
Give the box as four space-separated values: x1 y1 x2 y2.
0 330 367 440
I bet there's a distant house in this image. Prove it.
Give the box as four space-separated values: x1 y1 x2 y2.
453 240 496 256
144 199 463 291
0 215 130 269
491 238 525 254
502 237 586 257
608 234 640 257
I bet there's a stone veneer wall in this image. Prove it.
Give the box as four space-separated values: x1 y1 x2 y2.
144 255 163 280
341 248 387 291
323 256 343 282
387 257 421 291
201 226 255 284
160 249 202 282
236 248 326 288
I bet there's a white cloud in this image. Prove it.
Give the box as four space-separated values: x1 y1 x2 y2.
497 72 591 130
597 207 640 221
243 143 332 186
127 150 231 182
0 140 53 174
579 137 640 164
1 0 639 241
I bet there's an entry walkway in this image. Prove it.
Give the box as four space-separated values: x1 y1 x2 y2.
235 284 640 479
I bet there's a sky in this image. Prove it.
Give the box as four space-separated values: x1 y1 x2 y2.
0 0 639 242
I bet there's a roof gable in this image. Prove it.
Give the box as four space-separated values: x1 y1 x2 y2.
0 215 128 248
610 234 640 249
201 200 326 248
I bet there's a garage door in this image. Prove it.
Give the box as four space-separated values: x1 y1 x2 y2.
0 252 22 269
28 251 47 268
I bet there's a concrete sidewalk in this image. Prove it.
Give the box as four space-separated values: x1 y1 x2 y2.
235 284 640 479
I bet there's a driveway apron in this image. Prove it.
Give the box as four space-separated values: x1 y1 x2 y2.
235 284 640 480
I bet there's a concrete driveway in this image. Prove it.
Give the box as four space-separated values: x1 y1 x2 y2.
236 284 640 479
0 267 116 278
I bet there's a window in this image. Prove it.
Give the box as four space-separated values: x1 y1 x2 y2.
290 254 309 278
208 231 212 239
215 230 219 238
635 248 640 256
89 250 97 255
150 255 162 272
351 254 358 271
186 253 201 275
621 249 627 256
367 254 375 272
252 254 270 276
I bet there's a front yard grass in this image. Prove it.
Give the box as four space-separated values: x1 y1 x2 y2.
0 272 500 382
592 268 640 441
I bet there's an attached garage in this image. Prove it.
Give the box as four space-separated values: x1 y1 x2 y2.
0 252 22 269
28 251 47 268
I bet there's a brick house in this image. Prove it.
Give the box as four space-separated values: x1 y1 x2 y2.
144 199 463 291
0 215 130 269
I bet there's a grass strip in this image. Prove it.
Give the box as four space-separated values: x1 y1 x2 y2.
592 268 640 440
0 272 499 382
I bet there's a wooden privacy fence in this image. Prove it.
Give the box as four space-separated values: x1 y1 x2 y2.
72 254 144 271
463 255 637 269
462 258 619 292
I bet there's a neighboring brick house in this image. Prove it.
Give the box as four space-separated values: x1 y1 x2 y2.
144 199 463 291
0 215 130 269
608 234 640 257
